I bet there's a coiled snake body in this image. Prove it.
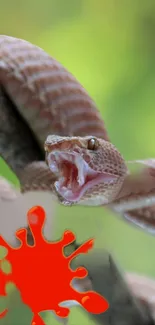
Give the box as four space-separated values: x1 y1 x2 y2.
1 35 155 233
1 35 155 325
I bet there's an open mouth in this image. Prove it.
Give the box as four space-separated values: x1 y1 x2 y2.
47 151 117 203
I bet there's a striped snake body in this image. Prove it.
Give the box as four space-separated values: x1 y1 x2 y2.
0 35 155 233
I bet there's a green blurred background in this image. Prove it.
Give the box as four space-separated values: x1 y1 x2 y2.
0 0 155 324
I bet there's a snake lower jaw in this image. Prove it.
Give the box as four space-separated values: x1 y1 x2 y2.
47 150 119 205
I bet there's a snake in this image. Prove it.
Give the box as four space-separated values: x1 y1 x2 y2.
1 35 155 325
1 35 155 235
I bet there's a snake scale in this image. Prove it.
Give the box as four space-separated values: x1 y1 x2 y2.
0 35 155 234
0 35 155 325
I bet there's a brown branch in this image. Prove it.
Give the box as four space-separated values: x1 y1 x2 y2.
0 176 154 324
73 249 155 325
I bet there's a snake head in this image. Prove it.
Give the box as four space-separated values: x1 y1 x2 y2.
44 135 128 206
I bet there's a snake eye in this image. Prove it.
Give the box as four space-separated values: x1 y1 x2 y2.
87 138 99 150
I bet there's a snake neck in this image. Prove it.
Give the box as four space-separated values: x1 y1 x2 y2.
18 161 57 194
0 88 57 195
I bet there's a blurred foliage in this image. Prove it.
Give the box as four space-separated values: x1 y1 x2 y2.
1 0 155 324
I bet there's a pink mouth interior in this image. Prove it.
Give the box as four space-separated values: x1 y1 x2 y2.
47 151 117 203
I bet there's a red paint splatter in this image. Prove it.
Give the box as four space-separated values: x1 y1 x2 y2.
0 206 109 324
